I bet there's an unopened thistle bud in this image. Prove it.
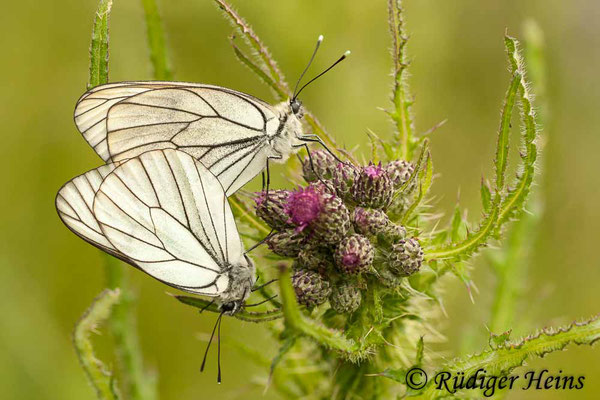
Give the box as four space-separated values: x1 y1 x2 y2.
352 207 390 236
389 238 423 276
385 160 415 189
298 245 334 274
334 234 374 275
351 163 393 209
331 163 358 199
384 223 407 240
255 190 291 229
302 150 336 182
266 229 306 257
291 268 331 307
329 282 362 314
311 193 351 244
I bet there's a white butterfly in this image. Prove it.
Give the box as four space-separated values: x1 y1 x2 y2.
74 81 308 196
56 149 255 313
73 40 349 196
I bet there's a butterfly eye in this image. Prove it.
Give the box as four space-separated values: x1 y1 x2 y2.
290 99 302 115
221 302 236 313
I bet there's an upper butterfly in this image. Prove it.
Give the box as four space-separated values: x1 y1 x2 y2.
73 39 349 196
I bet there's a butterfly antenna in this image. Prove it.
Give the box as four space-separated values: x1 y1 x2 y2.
293 50 351 100
217 313 223 384
292 35 324 100
200 311 223 375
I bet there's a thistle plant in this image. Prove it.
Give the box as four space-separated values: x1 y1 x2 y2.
74 1 600 399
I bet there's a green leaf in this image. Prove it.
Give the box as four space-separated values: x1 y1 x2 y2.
229 35 286 101
416 315 600 398
267 335 297 388
494 73 520 192
141 0 173 80
73 289 122 400
415 336 424 366
489 329 512 350
387 0 416 160
480 178 492 213
495 35 539 231
450 203 464 243
88 0 113 89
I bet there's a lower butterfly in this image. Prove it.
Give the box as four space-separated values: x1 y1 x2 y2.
55 149 256 314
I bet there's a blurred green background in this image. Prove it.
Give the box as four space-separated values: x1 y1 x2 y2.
1 0 599 399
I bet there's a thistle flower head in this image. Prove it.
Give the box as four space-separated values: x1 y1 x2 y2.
266 229 306 257
385 160 415 189
310 193 351 244
334 234 374 275
291 268 331 307
352 206 390 236
331 162 358 200
298 244 334 274
330 282 362 314
285 186 323 230
302 150 337 182
351 162 394 209
388 237 423 276
255 190 292 229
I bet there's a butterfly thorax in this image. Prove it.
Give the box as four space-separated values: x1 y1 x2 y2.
269 101 305 163
219 255 256 315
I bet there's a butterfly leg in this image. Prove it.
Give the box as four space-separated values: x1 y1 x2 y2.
299 134 349 165
263 153 283 202
244 229 275 254
293 143 335 192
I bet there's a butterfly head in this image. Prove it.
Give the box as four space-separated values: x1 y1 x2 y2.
218 255 256 315
289 98 304 119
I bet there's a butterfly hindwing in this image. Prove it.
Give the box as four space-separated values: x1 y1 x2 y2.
93 149 245 295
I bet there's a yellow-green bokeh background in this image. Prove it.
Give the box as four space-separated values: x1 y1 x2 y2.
1 0 599 399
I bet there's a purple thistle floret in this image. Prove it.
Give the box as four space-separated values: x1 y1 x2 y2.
285 186 323 230
364 163 385 178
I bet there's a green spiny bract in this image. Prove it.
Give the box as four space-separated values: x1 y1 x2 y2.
291 268 332 307
329 282 362 314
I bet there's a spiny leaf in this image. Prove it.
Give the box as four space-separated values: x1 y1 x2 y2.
73 289 122 400
387 0 416 160
88 0 113 89
141 0 173 80
425 196 500 262
495 35 539 231
267 336 297 389
480 177 492 213
494 73 521 192
213 0 288 92
229 35 286 101
400 150 433 225
416 315 600 398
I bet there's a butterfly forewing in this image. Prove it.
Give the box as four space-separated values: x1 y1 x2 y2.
93 149 245 294
74 81 281 196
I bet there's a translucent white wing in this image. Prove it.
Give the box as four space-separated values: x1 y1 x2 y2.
93 149 245 295
55 163 129 262
74 81 280 195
